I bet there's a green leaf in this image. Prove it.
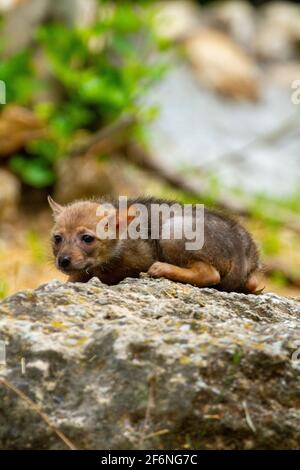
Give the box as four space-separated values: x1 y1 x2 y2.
10 155 55 188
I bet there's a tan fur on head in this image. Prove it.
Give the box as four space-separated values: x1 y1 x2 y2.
49 200 121 276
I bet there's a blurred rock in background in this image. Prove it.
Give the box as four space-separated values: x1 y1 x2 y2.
0 105 44 156
185 28 260 100
147 0 300 198
0 169 20 222
156 0 202 41
204 1 257 51
1 0 97 54
55 155 142 203
255 2 300 61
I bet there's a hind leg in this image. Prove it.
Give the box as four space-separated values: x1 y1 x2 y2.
148 261 220 287
244 273 259 293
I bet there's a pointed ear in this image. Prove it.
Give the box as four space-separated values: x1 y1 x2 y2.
47 195 64 218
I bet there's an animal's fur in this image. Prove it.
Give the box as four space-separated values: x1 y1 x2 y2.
49 196 260 293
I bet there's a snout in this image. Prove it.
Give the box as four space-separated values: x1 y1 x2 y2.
58 255 71 270
57 255 92 272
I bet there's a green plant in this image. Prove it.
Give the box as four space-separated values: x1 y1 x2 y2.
232 347 243 366
0 280 8 300
0 1 166 188
25 230 46 264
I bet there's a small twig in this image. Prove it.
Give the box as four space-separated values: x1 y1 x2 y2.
68 114 248 215
127 143 249 215
69 115 137 158
0 377 77 450
138 375 156 448
242 400 256 433
20 357 26 375
144 428 169 439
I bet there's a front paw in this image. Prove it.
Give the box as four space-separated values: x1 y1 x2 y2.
67 274 86 283
148 262 168 278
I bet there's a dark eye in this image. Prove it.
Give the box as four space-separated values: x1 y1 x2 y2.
53 234 62 244
81 234 95 243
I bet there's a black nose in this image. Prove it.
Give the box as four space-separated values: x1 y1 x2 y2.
58 256 71 269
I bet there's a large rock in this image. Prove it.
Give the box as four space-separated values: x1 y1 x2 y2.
0 277 299 450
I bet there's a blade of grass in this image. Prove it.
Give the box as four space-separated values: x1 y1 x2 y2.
0 377 77 450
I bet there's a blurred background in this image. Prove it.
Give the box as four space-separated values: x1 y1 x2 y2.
0 0 300 298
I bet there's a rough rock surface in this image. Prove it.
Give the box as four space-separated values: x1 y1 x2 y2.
0 277 299 450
